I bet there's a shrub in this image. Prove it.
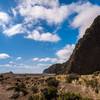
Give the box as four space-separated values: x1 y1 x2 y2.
28 94 42 100
42 87 58 100
0 75 3 78
0 75 3 81
95 87 99 94
46 77 59 87
66 74 80 83
62 92 82 100
31 86 38 94
14 82 28 96
93 71 100 76
85 79 98 88
28 96 33 100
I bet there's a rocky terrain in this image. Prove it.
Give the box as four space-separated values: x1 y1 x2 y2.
0 72 56 100
44 15 100 75
0 72 100 99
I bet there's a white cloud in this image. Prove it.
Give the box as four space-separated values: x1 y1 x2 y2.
16 57 22 60
0 1 100 42
3 24 24 37
71 2 100 39
0 64 11 67
39 57 57 62
18 0 59 8
32 57 57 63
25 30 60 42
32 44 75 63
16 0 69 24
0 12 10 24
0 53 10 60
32 58 39 61
56 44 75 62
0 12 11 29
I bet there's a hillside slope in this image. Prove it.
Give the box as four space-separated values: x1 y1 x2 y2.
43 15 100 75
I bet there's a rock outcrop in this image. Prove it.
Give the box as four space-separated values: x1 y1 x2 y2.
67 15 100 74
43 15 100 75
43 63 67 74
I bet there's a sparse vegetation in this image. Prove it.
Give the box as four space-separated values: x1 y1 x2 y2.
42 87 58 100
14 82 28 96
93 71 100 76
60 92 82 100
85 79 98 88
41 77 59 100
0 73 99 99
31 86 38 93
66 73 80 83
46 77 59 87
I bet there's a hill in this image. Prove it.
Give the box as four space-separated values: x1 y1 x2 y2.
43 15 100 75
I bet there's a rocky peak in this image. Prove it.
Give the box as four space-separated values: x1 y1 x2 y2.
43 15 100 75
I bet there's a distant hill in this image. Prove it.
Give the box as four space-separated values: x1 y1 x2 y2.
43 15 100 75
43 63 67 74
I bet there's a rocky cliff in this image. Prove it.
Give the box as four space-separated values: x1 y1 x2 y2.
43 15 100 75
67 15 100 74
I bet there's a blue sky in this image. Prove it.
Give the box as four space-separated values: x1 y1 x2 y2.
0 0 100 73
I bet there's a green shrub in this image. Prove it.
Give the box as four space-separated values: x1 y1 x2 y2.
46 77 59 87
62 92 82 100
42 87 58 100
28 94 42 100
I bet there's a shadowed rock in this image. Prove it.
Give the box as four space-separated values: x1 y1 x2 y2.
43 15 100 75
43 63 67 74
67 15 100 74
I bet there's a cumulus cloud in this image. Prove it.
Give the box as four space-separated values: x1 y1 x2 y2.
71 2 100 39
25 30 60 42
18 0 59 8
0 53 10 60
16 0 68 24
0 12 10 24
0 0 67 43
0 1 100 42
56 44 75 62
3 24 24 37
0 12 11 29
32 44 75 63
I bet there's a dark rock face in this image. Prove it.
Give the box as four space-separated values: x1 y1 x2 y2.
43 15 100 75
43 63 67 74
67 15 100 74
